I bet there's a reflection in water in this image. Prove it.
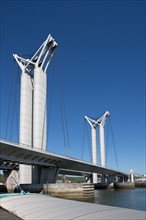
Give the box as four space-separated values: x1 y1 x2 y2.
94 188 146 211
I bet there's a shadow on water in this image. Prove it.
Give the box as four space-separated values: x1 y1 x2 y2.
94 188 146 211
57 188 146 211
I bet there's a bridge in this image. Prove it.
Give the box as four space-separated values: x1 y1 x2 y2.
0 34 131 186
0 139 128 184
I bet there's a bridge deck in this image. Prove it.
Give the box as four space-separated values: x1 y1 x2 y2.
1 194 145 220
0 139 127 177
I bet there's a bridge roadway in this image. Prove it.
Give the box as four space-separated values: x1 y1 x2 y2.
0 139 127 178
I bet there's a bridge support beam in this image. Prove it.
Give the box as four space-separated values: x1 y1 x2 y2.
101 174 107 183
107 175 115 184
40 167 59 184
99 126 105 167
130 169 135 182
19 72 33 184
91 127 98 183
32 166 59 184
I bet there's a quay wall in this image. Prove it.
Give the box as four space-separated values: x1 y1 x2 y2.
43 183 94 199
135 182 146 188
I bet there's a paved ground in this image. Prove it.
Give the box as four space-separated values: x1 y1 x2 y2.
1 194 145 220
0 207 22 220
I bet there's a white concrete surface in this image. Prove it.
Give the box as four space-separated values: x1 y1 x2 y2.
33 67 47 151
1 194 145 220
19 72 33 184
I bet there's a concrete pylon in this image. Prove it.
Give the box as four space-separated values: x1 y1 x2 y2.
85 116 98 183
130 169 135 182
85 111 110 183
97 111 110 167
91 127 98 183
33 67 47 150
13 35 57 184
99 125 105 167
19 72 33 183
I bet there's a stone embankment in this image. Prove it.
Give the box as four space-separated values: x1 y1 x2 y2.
135 182 146 188
43 183 94 200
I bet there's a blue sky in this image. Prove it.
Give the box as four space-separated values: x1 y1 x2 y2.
0 0 145 175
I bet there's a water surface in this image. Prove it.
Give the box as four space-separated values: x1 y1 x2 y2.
94 188 146 211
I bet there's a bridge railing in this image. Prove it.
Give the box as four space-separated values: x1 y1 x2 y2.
0 138 78 160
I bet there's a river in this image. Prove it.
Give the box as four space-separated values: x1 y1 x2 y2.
93 188 146 211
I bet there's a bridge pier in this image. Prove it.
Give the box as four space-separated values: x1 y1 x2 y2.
130 169 135 182
32 166 59 184
107 175 115 184
101 174 107 183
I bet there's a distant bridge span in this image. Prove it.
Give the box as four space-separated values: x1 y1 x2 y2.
0 139 127 179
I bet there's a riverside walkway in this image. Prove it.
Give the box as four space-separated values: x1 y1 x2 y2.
0 194 145 220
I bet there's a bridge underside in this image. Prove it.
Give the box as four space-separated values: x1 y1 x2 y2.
0 140 128 184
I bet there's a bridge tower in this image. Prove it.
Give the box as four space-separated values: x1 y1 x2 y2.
85 116 98 183
85 111 110 183
96 111 110 167
13 35 57 183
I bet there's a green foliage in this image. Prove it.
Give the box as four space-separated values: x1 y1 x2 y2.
57 175 85 183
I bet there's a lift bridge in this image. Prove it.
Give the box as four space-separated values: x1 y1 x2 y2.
0 139 128 183
0 35 129 186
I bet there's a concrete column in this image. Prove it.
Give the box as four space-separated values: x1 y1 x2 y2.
91 127 97 183
32 166 41 184
101 174 107 183
19 72 33 184
32 166 59 184
20 72 33 147
99 125 105 167
107 175 115 184
130 169 135 182
33 67 46 150
40 167 59 184
19 165 32 184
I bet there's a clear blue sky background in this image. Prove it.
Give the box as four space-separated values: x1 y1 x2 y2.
0 0 145 175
